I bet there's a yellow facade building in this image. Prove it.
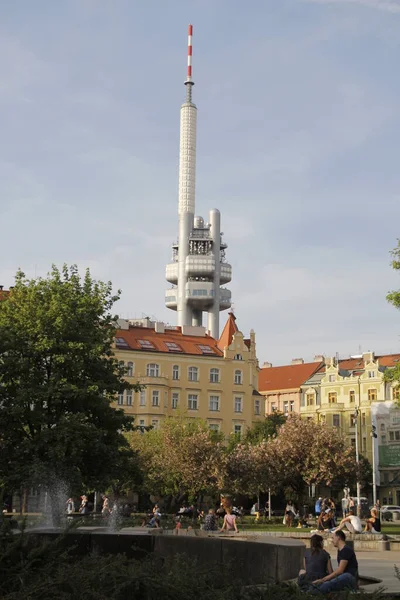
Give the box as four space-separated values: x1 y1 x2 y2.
300 352 400 505
112 313 262 437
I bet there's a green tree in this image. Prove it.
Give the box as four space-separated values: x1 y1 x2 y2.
384 239 400 398
243 411 287 445
128 415 225 509
0 266 141 518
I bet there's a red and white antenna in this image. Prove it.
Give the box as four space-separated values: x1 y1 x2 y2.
187 24 193 82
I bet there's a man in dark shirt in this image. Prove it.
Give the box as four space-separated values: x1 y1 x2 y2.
312 530 358 593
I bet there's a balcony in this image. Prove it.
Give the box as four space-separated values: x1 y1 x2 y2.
186 256 215 278
220 263 232 284
220 288 232 310
166 263 178 284
165 289 177 310
137 375 169 386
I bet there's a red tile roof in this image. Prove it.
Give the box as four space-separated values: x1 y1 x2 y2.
115 326 223 357
218 312 238 351
259 362 324 392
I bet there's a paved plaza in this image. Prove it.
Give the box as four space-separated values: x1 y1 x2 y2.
357 551 400 595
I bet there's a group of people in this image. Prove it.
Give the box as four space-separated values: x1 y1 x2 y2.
299 531 359 594
65 494 120 517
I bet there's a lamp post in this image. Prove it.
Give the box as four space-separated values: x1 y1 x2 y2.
371 425 377 506
354 407 361 516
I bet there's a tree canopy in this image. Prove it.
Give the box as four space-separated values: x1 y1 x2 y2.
384 240 400 396
0 265 141 499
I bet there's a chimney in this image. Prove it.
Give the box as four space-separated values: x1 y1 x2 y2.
314 354 325 363
291 358 304 365
262 361 272 368
155 322 165 334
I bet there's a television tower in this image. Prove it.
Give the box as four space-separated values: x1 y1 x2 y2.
165 25 232 339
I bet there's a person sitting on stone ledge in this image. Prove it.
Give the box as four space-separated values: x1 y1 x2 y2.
312 530 358 594
298 534 333 592
333 509 362 534
364 508 381 533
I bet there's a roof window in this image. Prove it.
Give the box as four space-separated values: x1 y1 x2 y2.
198 344 215 355
165 342 183 352
115 337 129 348
138 339 156 350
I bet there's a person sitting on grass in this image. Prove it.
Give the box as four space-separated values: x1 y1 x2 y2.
364 508 381 533
312 530 358 594
298 534 333 592
220 507 238 533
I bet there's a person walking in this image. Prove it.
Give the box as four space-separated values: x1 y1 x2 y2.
315 497 322 518
312 530 358 593
101 495 111 516
79 495 90 515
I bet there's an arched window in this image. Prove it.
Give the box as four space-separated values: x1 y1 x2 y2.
127 362 134 376
210 368 220 383
146 363 160 377
234 370 242 385
188 366 198 382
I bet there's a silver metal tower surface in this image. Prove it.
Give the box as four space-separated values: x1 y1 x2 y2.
165 25 232 339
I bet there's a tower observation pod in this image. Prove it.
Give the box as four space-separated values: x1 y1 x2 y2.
165 25 232 339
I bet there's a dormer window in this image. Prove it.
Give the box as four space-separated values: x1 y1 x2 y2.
329 375 336 382
368 371 375 378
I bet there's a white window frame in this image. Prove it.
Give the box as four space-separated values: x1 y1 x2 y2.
146 363 160 377
283 400 289 414
172 365 180 380
152 390 160 407
210 368 220 384
188 366 199 382
234 424 242 436
117 392 124 405
234 396 243 413
209 395 220 411
139 390 146 406
172 392 179 409
127 362 134 376
126 391 133 406
188 394 198 410
234 370 243 385
254 399 261 415
209 423 220 432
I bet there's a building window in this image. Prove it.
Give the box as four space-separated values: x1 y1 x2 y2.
381 423 385 431
396 431 400 441
328 392 337 404
349 390 355 403
389 431 394 441
306 394 314 406
139 419 145 427
368 371 375 378
271 403 276 412
254 399 261 415
234 424 242 436
362 437 366 451
210 368 220 383
368 388 377 401
234 354 243 361
188 394 198 410
209 395 220 411
333 414 340 428
172 392 179 409
234 396 243 413
393 387 400 401
146 363 160 377
283 400 289 414
139 390 146 406
350 413 357 427
350 438 356 447
117 392 124 406
209 423 219 432
172 365 180 380
188 366 198 382
234 370 243 385
126 392 133 406
329 374 336 382
127 362 134 376
381 435 386 443
152 391 160 407
290 400 294 412
151 419 159 429
362 413 366 427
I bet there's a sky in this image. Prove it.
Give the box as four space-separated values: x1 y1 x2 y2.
1 0 400 366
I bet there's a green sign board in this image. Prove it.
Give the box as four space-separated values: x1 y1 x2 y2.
379 445 400 467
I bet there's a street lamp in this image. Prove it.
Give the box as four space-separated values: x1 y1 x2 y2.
354 407 361 516
371 424 377 506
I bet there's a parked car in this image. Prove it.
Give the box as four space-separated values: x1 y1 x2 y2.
381 505 400 521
